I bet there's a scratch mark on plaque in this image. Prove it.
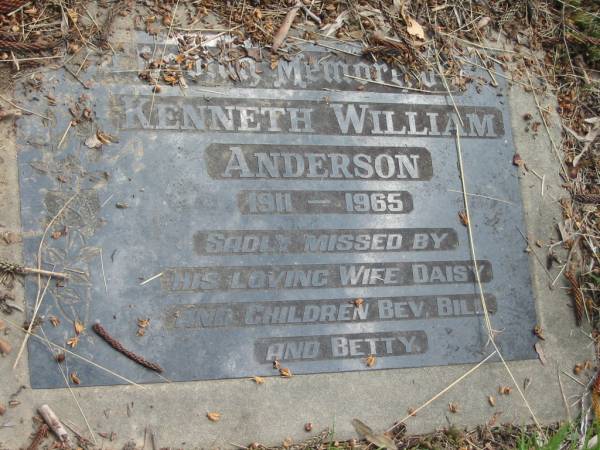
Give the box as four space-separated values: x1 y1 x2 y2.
101 193 114 208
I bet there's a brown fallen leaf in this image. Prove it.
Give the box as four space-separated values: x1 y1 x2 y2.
534 342 547 365
351 418 397 450
353 298 364 307
251 376 265 384
458 211 469 226
207 412 221 422
282 437 293 448
49 315 60 327
70 372 81 385
137 318 150 336
405 17 425 40
279 367 292 378
270 56 279 71
498 386 512 395
365 354 376 367
488 395 496 407
51 228 66 240
533 325 545 340
0 338 11 355
55 352 65 363
513 153 525 167
66 336 79 348
74 320 84 335
488 411 502 427
0 404 5 415
272 359 281 370
448 402 459 413
97 130 118 144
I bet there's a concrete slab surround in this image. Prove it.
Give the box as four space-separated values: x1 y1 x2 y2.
0 27 592 450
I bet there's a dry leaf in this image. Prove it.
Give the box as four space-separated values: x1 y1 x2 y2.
272 359 281 369
488 411 502 427
405 17 425 40
279 367 292 378
476 16 491 29
51 229 65 239
351 418 397 450
534 342 547 365
97 130 118 144
0 338 11 355
458 211 469 226
533 325 545 340
49 315 60 327
512 153 524 167
365 354 376 367
488 395 496 407
282 437 293 448
74 320 84 335
448 402 459 413
498 386 511 395
353 298 364 307
70 372 81 385
251 376 265 384
304 422 313 432
66 8 78 23
137 318 150 336
66 336 79 348
55 352 65 363
207 412 221 422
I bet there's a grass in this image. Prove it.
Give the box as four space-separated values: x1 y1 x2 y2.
280 422 600 450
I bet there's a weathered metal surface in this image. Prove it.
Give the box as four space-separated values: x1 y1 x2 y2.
17 37 537 388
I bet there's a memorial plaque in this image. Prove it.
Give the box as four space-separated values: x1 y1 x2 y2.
17 37 537 388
